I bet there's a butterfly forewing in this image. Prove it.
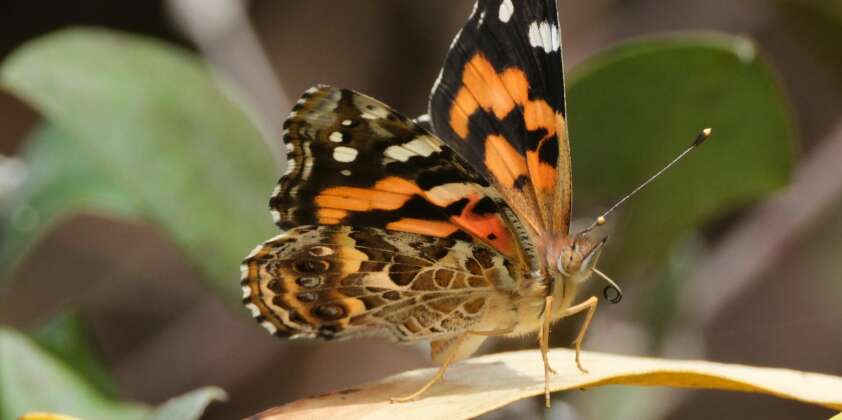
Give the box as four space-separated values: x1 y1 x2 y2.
272 85 528 258
429 0 572 235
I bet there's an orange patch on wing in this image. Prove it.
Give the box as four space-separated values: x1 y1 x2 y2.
500 68 529 105
386 218 459 238
450 194 515 256
374 177 423 195
449 54 558 142
316 186 413 211
463 55 517 119
484 135 528 188
523 99 556 135
317 208 348 224
526 150 558 192
451 89 479 139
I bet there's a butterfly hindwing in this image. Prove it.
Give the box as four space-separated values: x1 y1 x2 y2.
272 85 525 258
241 225 518 342
429 0 572 236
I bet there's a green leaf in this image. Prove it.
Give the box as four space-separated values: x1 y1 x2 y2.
0 125 143 288
568 33 796 270
642 234 702 350
0 327 148 420
141 387 227 420
30 310 121 399
0 326 227 420
0 28 278 302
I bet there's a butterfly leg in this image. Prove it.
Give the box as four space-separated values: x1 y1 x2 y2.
538 295 557 407
467 325 516 336
559 295 598 373
390 333 468 403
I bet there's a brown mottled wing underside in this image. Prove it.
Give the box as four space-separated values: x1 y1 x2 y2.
241 225 518 342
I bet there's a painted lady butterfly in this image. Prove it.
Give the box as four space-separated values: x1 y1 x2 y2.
241 0 708 406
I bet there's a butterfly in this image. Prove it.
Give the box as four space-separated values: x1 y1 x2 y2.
243 0 616 406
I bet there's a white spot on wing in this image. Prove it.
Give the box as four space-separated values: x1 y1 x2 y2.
384 145 413 162
333 146 358 162
242 284 252 298
384 136 442 162
499 0 514 23
341 119 354 126
270 209 281 223
354 99 391 120
329 131 344 143
341 169 352 176
246 303 261 317
261 321 278 334
301 142 314 180
283 159 296 176
426 183 482 207
528 21 560 53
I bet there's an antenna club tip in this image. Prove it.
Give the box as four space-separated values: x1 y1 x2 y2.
692 128 713 147
596 216 606 226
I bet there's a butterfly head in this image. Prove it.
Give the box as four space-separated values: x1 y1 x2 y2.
553 233 606 283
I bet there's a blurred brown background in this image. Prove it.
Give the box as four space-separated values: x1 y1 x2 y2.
1 1 841 419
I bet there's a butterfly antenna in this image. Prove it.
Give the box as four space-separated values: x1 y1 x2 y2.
593 268 622 304
585 128 712 231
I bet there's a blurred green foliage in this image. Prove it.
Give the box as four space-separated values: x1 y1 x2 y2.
567 34 796 347
0 326 225 420
0 28 278 302
0 125 143 285
569 34 795 271
31 311 122 399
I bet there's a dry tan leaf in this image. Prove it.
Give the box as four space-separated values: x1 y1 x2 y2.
254 349 842 419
